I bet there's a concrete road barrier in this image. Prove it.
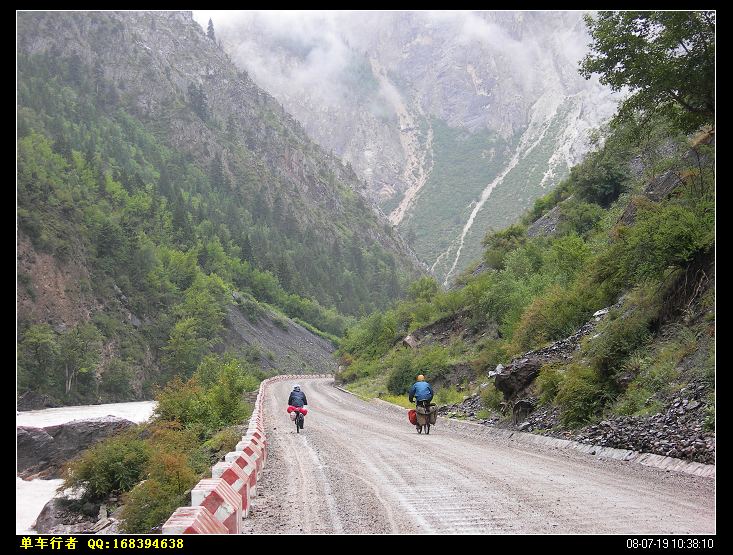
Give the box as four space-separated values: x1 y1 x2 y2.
163 373 334 533
191 478 242 534
162 506 228 534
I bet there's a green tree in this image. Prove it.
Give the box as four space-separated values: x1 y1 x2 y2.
187 83 209 121
207 18 216 41
580 11 715 133
569 147 629 207
59 323 103 397
408 277 439 303
18 324 59 393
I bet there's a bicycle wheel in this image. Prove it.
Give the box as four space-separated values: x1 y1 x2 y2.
425 422 430 434
295 413 301 433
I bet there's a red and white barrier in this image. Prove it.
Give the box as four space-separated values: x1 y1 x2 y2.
162 506 228 534
224 450 258 501
191 479 242 534
212 460 251 515
163 373 333 533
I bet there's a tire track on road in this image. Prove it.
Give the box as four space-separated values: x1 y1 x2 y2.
243 378 715 534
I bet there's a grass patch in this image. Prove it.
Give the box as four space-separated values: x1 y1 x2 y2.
480 382 504 411
555 364 611 428
610 323 701 416
381 394 414 409
434 386 466 406
536 363 564 406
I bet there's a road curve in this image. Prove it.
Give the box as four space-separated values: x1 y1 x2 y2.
243 378 715 534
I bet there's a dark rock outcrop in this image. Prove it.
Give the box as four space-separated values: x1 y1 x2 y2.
34 499 97 534
17 416 135 479
400 310 480 349
494 357 544 400
526 202 565 238
17 390 60 411
493 305 617 401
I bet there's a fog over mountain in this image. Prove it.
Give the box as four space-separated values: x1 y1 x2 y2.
196 10 619 283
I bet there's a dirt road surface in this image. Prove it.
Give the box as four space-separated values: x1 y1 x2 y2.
242 378 715 534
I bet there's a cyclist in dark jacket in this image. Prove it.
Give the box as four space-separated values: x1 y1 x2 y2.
288 385 308 407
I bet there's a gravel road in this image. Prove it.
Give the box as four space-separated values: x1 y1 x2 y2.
242 378 715 534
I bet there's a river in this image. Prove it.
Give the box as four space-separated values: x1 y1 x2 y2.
16 401 157 534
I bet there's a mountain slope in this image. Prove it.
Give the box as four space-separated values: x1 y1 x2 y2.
18 10 424 315
16 10 423 406
204 10 618 282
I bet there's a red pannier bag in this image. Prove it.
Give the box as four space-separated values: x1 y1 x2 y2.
408 409 417 425
287 405 308 416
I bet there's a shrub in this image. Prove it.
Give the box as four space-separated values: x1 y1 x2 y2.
120 477 190 533
202 427 241 463
100 359 134 401
510 282 600 354
340 310 399 360
408 277 439 302
557 200 605 236
555 364 610 428
386 349 415 395
434 386 465 406
536 364 564 405
154 376 211 427
481 224 527 270
272 315 289 331
63 431 150 501
569 145 630 207
612 384 659 416
241 345 262 365
480 382 504 411
703 395 714 432
599 201 714 292
239 296 265 322
470 338 508 375
412 345 450 382
583 285 659 378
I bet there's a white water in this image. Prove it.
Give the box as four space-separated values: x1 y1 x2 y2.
17 401 156 428
16 401 157 534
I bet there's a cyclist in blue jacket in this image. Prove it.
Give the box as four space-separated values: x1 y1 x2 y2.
408 375 434 431
408 374 433 405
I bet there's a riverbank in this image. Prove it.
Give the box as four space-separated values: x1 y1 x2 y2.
16 401 157 534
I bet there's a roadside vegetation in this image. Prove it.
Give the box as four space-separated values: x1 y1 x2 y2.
61 354 263 533
16 50 370 405
338 11 715 428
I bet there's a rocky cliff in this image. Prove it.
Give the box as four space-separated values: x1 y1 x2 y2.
205 11 618 281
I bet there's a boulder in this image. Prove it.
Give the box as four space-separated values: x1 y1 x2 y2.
512 399 536 424
17 390 60 410
494 357 543 400
34 498 97 534
402 335 418 348
18 416 135 479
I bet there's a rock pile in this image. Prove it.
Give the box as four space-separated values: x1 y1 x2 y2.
567 394 714 465
525 383 714 465
437 385 714 465
437 394 483 419
493 305 619 401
